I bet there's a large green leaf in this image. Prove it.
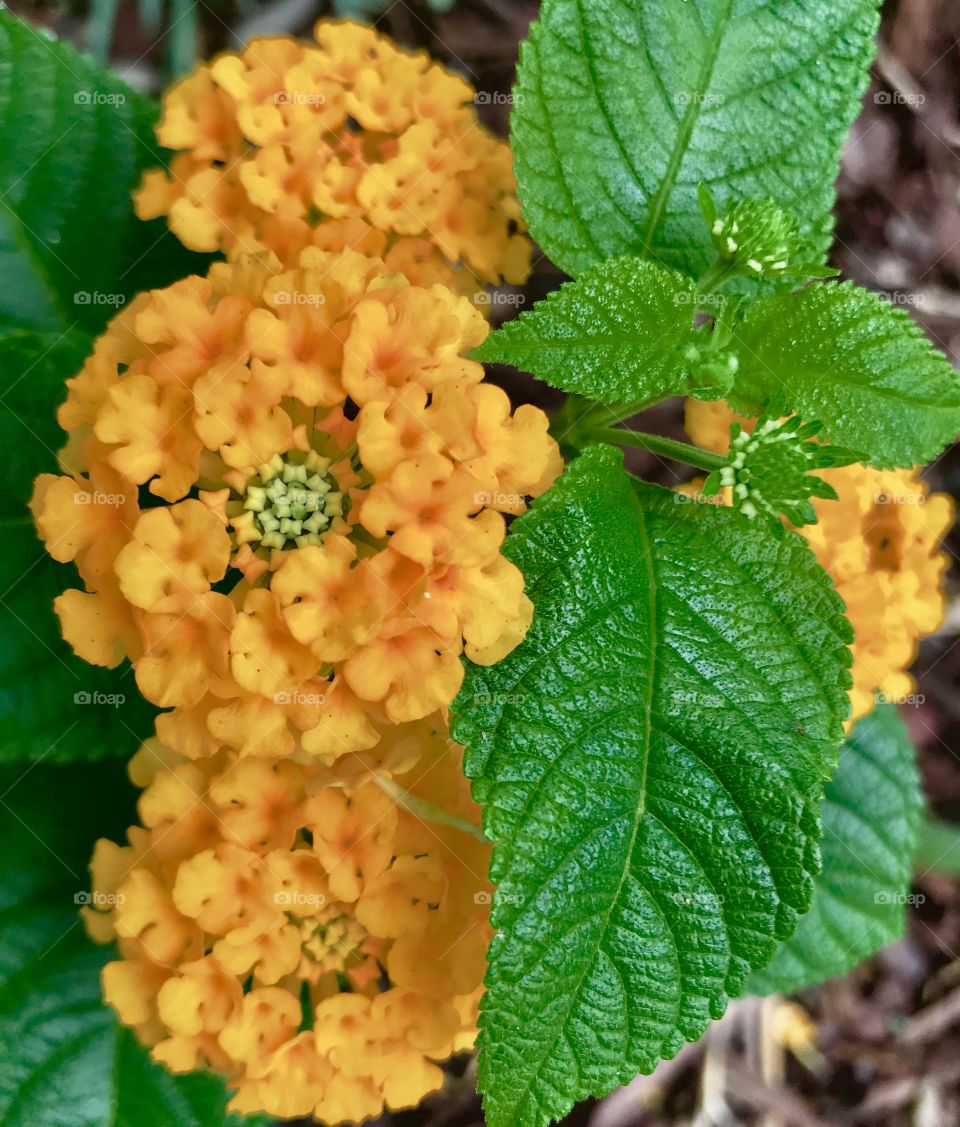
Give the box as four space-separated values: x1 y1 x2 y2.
0 760 262 1126
730 281 960 467
749 703 923 995
474 257 699 403
450 445 853 1127
0 332 157 764
0 11 208 336
512 0 880 279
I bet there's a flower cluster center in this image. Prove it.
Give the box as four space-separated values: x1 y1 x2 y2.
244 452 345 550
300 907 367 974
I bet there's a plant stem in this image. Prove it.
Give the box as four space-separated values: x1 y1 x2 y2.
695 258 738 297
551 394 671 450
584 394 671 429
592 426 727 473
914 815 960 876
299 980 314 1031
372 776 487 843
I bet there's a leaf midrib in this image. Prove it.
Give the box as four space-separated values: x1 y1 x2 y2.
639 0 737 256
489 494 662 1125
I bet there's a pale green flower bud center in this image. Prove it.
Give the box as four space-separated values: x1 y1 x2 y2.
243 452 345 550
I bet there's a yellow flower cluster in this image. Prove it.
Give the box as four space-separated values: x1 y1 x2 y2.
84 725 492 1122
29 20 558 1116
686 400 953 722
32 247 560 766
136 21 529 290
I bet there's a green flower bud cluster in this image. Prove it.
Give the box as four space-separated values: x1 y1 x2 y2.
242 451 346 550
702 416 859 528
697 186 838 282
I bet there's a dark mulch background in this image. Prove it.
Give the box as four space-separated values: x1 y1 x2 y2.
15 0 960 1121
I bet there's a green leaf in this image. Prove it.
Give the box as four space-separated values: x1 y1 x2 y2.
749 703 923 995
0 11 208 336
450 445 853 1127
0 760 263 1126
474 257 701 403
511 0 880 278
0 331 157 764
731 281 960 467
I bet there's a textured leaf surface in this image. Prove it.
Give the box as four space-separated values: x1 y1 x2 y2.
731 281 960 467
451 446 853 1127
749 703 923 995
512 0 880 279
0 11 207 336
474 258 697 403
0 332 157 763
0 761 263 1126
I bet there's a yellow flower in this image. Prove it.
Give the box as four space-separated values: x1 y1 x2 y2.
30 462 138 586
115 501 231 614
33 245 561 759
686 399 953 722
86 724 493 1122
135 21 531 290
306 783 397 903
95 374 201 502
135 594 236 709
342 626 467 724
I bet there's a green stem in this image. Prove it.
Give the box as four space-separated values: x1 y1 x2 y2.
299 979 314 1031
551 394 670 451
372 776 487 843
914 815 960 876
695 258 739 297
584 394 671 429
168 0 199 78
592 427 727 473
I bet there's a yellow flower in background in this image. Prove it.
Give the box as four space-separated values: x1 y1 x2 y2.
136 21 530 294
84 724 492 1123
686 399 953 723
31 246 561 768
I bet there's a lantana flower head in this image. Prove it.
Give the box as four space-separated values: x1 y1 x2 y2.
32 246 561 766
84 723 493 1122
136 21 530 292
686 398 953 722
